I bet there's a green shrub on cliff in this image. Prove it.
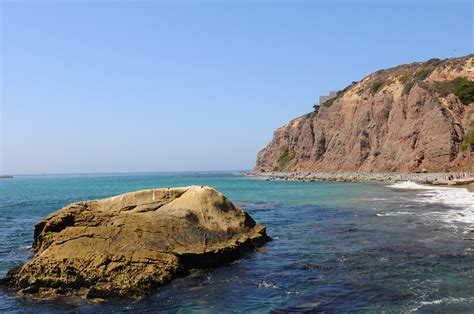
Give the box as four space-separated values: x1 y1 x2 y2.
321 81 358 108
402 68 435 95
370 80 384 95
460 142 469 152
459 132 473 151
399 74 410 84
426 58 442 66
466 129 474 146
306 111 316 118
459 120 474 152
323 97 337 107
435 77 474 105
414 69 432 81
274 148 293 171
402 81 415 95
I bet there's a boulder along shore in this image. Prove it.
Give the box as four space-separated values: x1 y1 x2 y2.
244 171 474 188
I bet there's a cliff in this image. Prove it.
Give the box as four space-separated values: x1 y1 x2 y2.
255 55 474 173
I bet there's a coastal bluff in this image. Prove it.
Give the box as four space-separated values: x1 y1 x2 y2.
256 55 474 173
2 186 269 300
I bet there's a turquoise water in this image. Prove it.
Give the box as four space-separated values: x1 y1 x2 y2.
1 172 473 312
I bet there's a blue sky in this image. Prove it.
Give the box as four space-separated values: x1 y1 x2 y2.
1 0 472 174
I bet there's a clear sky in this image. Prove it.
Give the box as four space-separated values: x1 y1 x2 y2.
1 0 472 175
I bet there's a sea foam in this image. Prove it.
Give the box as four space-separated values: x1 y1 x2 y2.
388 181 474 224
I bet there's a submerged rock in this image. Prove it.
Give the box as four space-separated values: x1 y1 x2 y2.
2 186 270 300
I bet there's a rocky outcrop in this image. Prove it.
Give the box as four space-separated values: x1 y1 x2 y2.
2 186 269 300
256 55 474 173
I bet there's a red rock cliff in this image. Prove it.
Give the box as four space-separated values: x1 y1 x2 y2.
255 55 474 173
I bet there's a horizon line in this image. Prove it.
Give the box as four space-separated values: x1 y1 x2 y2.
0 169 250 177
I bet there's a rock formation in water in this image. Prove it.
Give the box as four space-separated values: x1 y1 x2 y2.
255 55 474 173
2 186 269 300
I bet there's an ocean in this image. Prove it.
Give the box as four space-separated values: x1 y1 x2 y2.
0 172 473 312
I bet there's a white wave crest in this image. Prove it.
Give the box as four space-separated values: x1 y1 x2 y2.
410 296 474 312
388 181 435 190
388 181 474 224
258 280 278 288
376 211 413 217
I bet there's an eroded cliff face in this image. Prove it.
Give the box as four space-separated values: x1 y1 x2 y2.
256 55 474 173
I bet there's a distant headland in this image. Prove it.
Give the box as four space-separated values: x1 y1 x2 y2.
255 55 474 173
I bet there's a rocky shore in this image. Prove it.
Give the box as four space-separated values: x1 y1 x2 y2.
244 171 474 186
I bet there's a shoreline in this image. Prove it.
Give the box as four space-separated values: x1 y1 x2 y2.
244 171 474 191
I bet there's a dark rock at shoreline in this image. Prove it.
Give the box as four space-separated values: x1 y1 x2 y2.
2 186 270 300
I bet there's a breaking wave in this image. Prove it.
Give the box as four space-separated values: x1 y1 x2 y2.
388 182 474 224
376 211 413 217
410 296 474 312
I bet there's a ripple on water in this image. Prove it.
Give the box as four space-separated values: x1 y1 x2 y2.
1 174 473 312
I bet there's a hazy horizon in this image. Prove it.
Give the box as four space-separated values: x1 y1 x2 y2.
1 0 473 175
2 169 247 176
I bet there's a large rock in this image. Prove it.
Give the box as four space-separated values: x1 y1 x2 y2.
2 186 269 300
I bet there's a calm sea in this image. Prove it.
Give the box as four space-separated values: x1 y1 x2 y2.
0 172 473 312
